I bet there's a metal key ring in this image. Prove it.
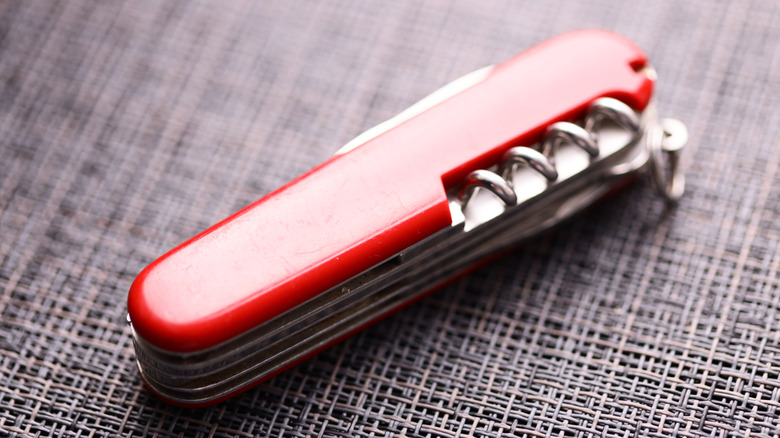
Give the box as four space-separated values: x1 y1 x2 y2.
650 118 688 203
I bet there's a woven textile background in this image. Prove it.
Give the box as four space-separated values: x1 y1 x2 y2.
1 0 779 436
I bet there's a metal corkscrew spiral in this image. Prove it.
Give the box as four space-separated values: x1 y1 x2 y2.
456 97 648 213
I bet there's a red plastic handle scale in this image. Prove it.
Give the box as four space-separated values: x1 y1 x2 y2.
129 30 652 353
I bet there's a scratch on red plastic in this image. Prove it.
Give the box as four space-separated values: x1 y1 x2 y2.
128 29 653 353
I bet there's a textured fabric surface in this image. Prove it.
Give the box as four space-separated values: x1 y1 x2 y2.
1 0 780 436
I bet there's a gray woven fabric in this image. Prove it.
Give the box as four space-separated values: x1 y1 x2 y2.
2 0 779 436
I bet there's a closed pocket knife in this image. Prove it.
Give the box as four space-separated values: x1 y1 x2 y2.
128 29 688 406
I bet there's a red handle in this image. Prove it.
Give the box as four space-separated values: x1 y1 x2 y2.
128 29 653 353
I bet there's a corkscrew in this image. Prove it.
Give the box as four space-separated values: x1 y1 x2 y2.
128 30 688 406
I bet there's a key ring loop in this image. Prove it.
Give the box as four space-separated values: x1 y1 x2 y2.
650 118 688 203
